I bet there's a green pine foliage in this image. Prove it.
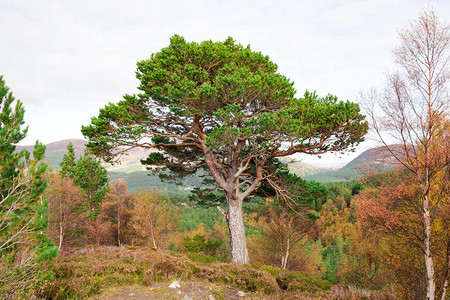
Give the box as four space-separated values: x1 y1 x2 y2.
0 76 58 298
321 236 347 284
178 206 222 232
73 150 109 216
60 145 109 218
183 234 223 256
59 142 77 179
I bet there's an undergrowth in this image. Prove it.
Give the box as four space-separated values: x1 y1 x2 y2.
39 246 397 299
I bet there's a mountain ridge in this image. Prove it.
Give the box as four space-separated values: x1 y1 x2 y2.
16 139 393 184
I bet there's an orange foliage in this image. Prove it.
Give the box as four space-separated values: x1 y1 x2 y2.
249 207 315 271
131 191 179 249
46 172 88 249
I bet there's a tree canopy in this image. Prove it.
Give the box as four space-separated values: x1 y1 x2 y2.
82 35 368 264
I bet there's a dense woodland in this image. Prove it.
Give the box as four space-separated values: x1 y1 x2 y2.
1 8 449 300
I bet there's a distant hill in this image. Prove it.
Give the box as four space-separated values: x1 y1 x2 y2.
17 139 394 187
340 146 395 170
278 157 335 177
17 139 86 155
16 139 196 193
16 139 157 172
303 146 394 183
16 139 87 170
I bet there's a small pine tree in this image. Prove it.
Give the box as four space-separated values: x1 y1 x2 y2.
322 236 347 283
60 142 76 179
0 76 58 298
73 150 109 217
59 146 109 218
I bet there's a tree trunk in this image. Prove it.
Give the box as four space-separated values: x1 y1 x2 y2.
281 235 290 270
150 217 158 250
58 196 64 249
117 217 121 246
423 194 436 299
226 193 249 265
59 221 63 250
441 242 449 300
117 204 121 246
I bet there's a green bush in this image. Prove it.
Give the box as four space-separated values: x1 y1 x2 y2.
276 272 332 293
183 234 223 255
260 265 282 276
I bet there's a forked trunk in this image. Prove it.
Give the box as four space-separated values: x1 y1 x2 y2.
281 236 290 270
226 193 249 265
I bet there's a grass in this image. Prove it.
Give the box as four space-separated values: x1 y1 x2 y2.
40 246 279 299
39 246 397 299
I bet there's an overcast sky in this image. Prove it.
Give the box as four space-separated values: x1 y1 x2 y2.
1 0 449 166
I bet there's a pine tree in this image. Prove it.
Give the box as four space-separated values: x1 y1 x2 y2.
73 150 109 217
60 142 76 179
59 146 109 218
0 76 58 298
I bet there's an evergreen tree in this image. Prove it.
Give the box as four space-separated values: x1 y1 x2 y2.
0 76 58 298
59 146 109 218
82 35 368 264
322 236 347 284
73 150 109 217
60 142 76 179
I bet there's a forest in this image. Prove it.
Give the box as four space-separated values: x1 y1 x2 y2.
1 8 449 300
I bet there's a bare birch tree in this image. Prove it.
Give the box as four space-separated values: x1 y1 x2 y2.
362 8 449 299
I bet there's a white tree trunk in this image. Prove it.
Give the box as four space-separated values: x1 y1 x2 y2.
281 235 290 270
440 243 449 300
150 218 158 250
117 209 121 246
442 278 449 300
59 221 64 250
423 194 436 300
58 196 64 249
226 194 249 265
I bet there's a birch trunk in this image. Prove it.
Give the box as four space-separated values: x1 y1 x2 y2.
423 194 436 299
150 218 158 250
281 235 290 270
441 242 450 300
59 220 63 250
117 203 121 246
58 195 64 249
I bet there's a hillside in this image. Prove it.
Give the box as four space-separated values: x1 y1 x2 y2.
17 139 394 185
303 146 394 182
18 139 335 190
278 157 336 177
17 139 86 156
17 139 87 170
